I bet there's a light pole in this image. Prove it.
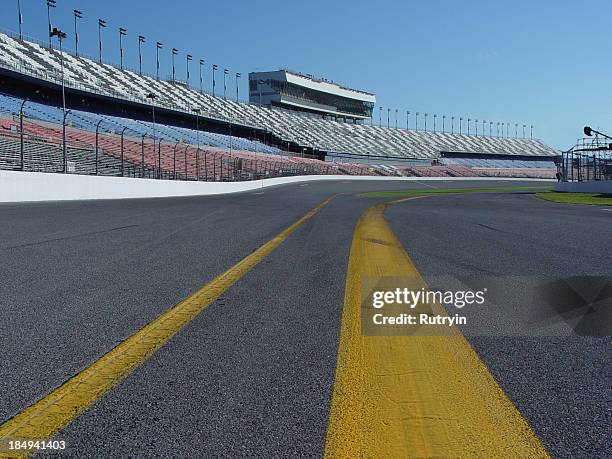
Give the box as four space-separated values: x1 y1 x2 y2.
451 116 455 134
467 118 471 135
186 54 192 86
95 118 103 175
98 19 106 63
171 48 178 82
483 120 486 136
192 108 200 180
496 122 499 138
530 125 533 139
424 113 428 131
258 79 264 106
223 69 229 100
212 64 217 97
406 110 410 130
522 124 526 138
141 133 147 177
138 36 145 75
235 72 241 102
459 117 463 134
442 115 446 133
119 28 127 69
433 114 437 133
156 42 163 80
379 107 382 127
514 123 518 138
416 112 419 130
475 119 478 136
395 109 398 129
17 0 23 39
507 122 510 138
50 27 68 172
46 0 56 47
120 126 127 176
19 98 28 170
73 10 82 56
387 108 390 128
489 121 493 136
199 59 204 93
146 93 157 171
192 108 200 149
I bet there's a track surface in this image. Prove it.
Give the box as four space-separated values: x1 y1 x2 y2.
0 179 609 458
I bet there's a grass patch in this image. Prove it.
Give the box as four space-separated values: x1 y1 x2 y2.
360 185 552 198
535 191 612 206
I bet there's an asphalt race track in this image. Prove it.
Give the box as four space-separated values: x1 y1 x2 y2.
0 179 610 458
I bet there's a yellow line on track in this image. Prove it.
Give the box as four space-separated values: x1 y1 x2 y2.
324 196 549 458
0 195 334 459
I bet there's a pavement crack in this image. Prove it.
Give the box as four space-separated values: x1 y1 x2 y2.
1 224 140 250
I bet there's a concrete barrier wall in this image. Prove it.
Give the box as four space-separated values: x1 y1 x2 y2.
0 170 553 203
554 181 612 194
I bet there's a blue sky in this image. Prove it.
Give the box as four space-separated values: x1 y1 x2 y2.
3 0 610 148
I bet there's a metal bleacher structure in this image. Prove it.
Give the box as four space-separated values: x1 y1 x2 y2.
0 30 558 180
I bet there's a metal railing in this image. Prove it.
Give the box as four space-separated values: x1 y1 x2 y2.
0 109 377 180
560 139 612 182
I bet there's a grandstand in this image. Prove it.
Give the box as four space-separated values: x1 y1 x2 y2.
0 29 558 180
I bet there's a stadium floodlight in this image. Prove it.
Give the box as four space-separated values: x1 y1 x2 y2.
17 0 23 39
171 48 178 82
50 27 68 172
433 114 437 133
186 54 192 85
119 28 127 70
531 125 534 139
235 73 241 102
212 64 218 97
406 110 410 131
223 69 229 100
199 59 205 93
459 117 463 134
523 124 526 138
138 36 146 75
98 19 107 63
46 1 57 47
156 42 163 80
73 10 82 56
442 115 446 134
46 0 56 47
583 126 612 140
467 118 471 135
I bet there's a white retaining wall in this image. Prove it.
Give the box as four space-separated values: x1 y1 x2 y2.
0 170 553 203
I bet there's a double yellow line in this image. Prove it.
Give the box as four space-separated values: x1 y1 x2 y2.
324 196 549 457
1 192 549 458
